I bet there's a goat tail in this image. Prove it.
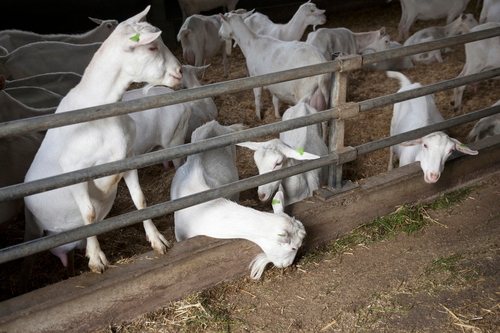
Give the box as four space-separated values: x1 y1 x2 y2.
386 70 412 89
249 253 271 280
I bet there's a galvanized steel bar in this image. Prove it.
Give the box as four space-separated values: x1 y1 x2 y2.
1 104 499 265
2 25 499 139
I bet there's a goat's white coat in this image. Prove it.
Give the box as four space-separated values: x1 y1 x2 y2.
0 18 118 52
23 6 182 280
244 1 326 41
451 22 500 112
171 120 306 279
398 0 470 41
238 102 327 205
403 14 478 65
305 27 390 61
480 0 500 23
177 14 229 77
0 90 56 122
468 100 500 141
0 41 101 80
219 11 330 120
387 71 478 183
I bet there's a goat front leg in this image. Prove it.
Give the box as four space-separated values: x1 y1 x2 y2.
253 86 263 120
71 182 109 273
122 169 170 254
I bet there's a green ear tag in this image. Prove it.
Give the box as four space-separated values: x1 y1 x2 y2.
311 9 315 13
272 199 281 205
297 148 304 155
460 143 467 147
277 233 286 237
130 33 140 42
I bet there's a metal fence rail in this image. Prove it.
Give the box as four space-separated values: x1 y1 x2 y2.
1 26 500 265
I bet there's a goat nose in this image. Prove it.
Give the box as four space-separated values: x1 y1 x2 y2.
258 193 266 201
426 173 440 183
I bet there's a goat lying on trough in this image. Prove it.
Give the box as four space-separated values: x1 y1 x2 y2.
219 10 330 120
451 22 500 113
244 1 326 41
386 71 478 183
468 100 500 141
0 17 118 52
238 102 327 206
171 120 306 279
22 6 182 289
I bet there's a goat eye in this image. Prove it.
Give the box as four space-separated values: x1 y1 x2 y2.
423 144 428 149
149 46 158 51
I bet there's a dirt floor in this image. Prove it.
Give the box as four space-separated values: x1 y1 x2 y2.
1 0 500 331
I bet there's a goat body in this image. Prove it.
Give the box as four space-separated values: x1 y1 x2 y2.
387 71 478 183
5 72 82 96
244 1 326 41
238 102 327 205
398 0 470 41
404 13 478 64
451 22 500 112
22 6 182 289
171 120 306 279
480 0 500 23
305 27 390 61
219 11 330 120
177 0 239 22
468 100 500 141
0 41 101 80
0 18 118 52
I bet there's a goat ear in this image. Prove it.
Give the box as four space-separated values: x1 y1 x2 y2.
399 138 422 147
129 31 162 46
89 17 103 25
272 191 285 214
281 145 320 160
237 141 263 151
451 138 479 155
243 9 255 19
125 5 151 24
277 232 290 244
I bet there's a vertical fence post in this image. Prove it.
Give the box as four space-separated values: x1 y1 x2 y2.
328 52 349 189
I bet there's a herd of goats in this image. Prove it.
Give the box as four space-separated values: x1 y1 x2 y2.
0 0 499 294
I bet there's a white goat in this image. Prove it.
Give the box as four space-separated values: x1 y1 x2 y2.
5 72 82 96
403 13 478 65
171 120 306 279
244 1 326 41
22 6 182 282
123 85 191 169
219 10 330 120
362 41 414 71
0 18 118 52
398 0 471 41
4 86 63 108
0 41 101 80
177 14 229 77
180 64 218 141
480 0 500 23
238 102 327 205
387 71 478 183
177 0 239 22
468 100 500 141
451 22 500 112
305 27 390 61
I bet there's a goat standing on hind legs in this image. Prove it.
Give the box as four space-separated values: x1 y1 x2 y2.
21 6 183 293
